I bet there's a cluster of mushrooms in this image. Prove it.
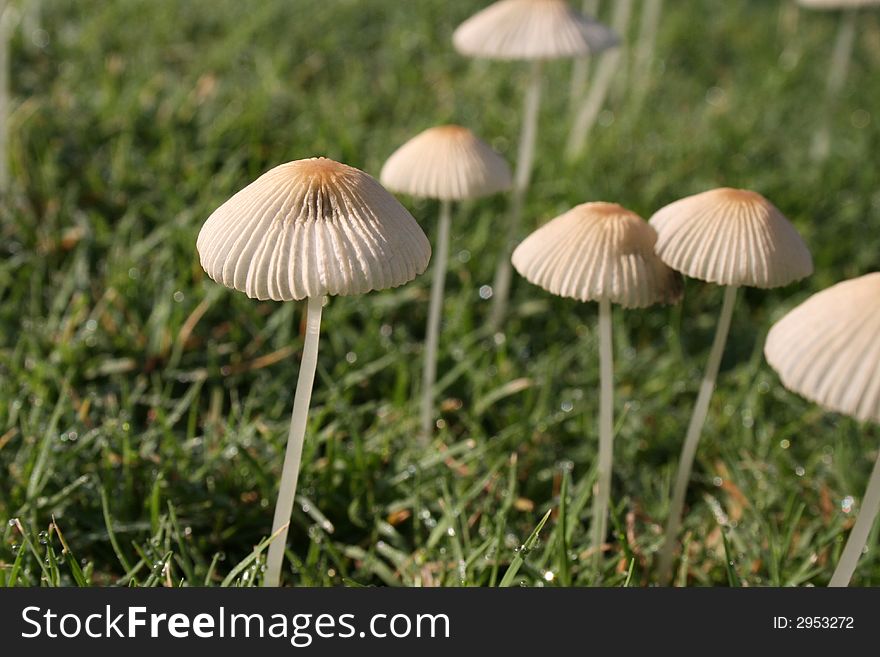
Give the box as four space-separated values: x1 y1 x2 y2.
194 0 880 587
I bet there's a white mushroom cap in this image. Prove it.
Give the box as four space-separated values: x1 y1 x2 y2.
453 0 619 61
797 0 880 9
765 273 880 424
196 157 431 301
380 125 512 201
511 202 683 308
649 188 813 289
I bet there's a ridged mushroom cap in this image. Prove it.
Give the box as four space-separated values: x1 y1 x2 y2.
380 125 512 201
511 202 683 308
765 273 880 424
649 188 813 289
453 0 619 61
797 0 880 9
196 157 431 301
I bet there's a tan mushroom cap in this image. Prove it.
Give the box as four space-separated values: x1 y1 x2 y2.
765 273 880 424
797 0 880 9
512 202 683 308
453 0 619 61
196 157 431 301
649 188 813 289
380 125 512 201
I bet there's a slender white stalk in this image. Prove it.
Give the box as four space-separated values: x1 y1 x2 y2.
778 0 800 43
629 0 663 112
657 285 737 584
488 60 543 331
420 199 452 442
23 0 40 44
566 0 633 161
811 8 857 162
0 1 10 194
567 0 601 116
829 449 880 587
591 298 614 569
263 296 323 587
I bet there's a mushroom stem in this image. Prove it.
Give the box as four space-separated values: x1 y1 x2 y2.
629 0 663 112
567 0 601 116
778 0 800 44
566 0 632 162
263 295 323 587
591 297 615 571
489 59 543 331
811 7 857 162
0 1 10 194
829 449 880 587
420 199 452 442
657 284 737 583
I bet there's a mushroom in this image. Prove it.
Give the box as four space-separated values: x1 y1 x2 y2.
196 157 431 586
453 0 618 330
381 125 512 441
797 0 880 160
765 272 880 586
512 202 682 567
649 187 813 583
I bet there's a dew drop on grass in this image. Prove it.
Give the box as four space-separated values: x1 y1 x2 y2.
556 460 574 474
38 531 48 545
478 285 493 300
841 496 854 514
7 518 16 527
795 466 805 477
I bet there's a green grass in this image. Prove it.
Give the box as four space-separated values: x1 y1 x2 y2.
2 0 879 587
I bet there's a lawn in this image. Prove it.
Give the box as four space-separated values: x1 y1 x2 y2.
1 0 879 587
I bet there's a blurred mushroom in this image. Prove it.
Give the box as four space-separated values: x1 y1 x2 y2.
765 272 880 586
797 0 880 160
381 125 511 441
453 0 618 330
650 187 813 583
513 202 681 568
197 157 430 586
